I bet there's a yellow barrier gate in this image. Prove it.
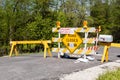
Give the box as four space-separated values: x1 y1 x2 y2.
9 40 52 58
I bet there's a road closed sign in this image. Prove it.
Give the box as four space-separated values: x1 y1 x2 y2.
62 32 83 54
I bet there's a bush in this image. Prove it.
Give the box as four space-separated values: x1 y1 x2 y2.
0 46 10 56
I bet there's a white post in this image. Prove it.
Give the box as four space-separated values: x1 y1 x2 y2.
58 32 61 58
84 32 88 59
95 32 99 54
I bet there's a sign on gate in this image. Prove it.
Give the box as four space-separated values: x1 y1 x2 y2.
59 28 74 34
62 32 83 53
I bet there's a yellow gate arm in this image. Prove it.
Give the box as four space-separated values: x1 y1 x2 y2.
111 43 120 47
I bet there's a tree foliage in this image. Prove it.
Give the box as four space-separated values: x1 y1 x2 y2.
90 0 120 42
0 0 119 55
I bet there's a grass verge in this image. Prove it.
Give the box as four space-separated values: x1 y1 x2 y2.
97 68 120 80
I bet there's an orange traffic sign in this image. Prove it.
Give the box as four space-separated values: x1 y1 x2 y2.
62 32 83 54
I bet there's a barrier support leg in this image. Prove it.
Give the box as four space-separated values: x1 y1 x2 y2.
14 45 19 56
48 48 52 57
101 46 108 63
9 44 15 57
44 45 47 58
105 48 109 62
44 43 52 58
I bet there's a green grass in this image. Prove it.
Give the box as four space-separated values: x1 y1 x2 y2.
97 68 120 80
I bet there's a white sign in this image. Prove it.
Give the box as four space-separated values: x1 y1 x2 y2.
59 28 75 34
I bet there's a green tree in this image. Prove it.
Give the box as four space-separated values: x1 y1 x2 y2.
110 0 120 42
60 0 86 27
90 0 120 42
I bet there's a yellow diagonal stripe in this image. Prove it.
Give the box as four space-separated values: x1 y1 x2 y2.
88 38 95 43
85 28 90 32
77 49 84 54
86 50 92 55
75 28 82 32
52 28 59 32
62 48 68 53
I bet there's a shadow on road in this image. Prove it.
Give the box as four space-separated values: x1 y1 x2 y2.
53 55 78 60
117 55 120 57
97 59 113 62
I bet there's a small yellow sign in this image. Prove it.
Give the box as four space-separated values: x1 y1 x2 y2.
62 32 83 54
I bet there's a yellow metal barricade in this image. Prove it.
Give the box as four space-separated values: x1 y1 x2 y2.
9 40 52 58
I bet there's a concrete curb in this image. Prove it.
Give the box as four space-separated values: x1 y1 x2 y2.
60 60 120 80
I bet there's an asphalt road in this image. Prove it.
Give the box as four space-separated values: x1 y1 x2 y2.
0 47 120 80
